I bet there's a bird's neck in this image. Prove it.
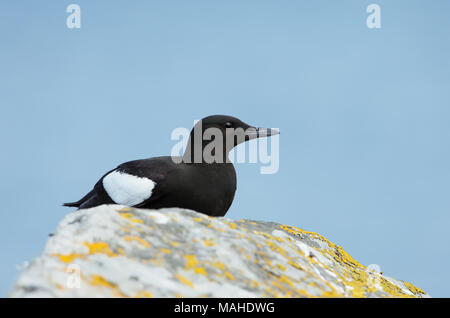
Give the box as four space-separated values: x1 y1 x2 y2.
182 137 231 164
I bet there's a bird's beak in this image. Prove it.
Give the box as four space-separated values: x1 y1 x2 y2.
245 127 280 141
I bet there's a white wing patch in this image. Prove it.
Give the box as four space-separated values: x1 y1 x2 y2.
102 170 156 206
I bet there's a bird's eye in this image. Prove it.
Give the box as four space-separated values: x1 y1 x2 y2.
225 122 233 128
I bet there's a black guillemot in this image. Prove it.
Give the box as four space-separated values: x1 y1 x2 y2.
64 115 279 216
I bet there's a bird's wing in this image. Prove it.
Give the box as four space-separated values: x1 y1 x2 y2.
99 158 170 207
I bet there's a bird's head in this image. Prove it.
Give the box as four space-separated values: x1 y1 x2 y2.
183 115 279 163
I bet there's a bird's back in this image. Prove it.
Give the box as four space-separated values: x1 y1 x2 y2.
64 156 237 216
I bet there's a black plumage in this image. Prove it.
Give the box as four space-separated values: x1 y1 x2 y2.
64 115 279 217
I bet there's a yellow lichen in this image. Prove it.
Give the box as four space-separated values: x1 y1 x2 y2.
249 280 260 288
55 253 84 263
212 261 226 270
403 281 426 295
174 274 194 288
150 258 164 266
279 224 426 298
194 267 207 275
253 231 284 242
203 239 216 247
84 242 116 257
136 291 153 298
124 236 150 248
224 272 235 280
227 222 237 229
184 255 199 268
207 223 225 232
119 212 144 224
89 275 127 297
90 275 116 288
183 254 210 276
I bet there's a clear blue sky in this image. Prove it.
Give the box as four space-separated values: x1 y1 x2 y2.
1 1 449 297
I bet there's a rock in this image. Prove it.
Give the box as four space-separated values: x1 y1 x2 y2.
9 205 428 298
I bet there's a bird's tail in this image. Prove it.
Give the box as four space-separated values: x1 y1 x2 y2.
63 190 95 208
62 201 81 207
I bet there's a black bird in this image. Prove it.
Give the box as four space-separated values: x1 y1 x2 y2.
64 115 279 217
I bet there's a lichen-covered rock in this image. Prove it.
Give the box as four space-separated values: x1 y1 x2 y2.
9 205 428 298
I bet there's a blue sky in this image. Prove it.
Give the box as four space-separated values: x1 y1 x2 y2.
1 1 449 297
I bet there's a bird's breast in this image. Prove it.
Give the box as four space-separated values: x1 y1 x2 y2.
172 164 236 216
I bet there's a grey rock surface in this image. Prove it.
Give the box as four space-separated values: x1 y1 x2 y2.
9 205 428 297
